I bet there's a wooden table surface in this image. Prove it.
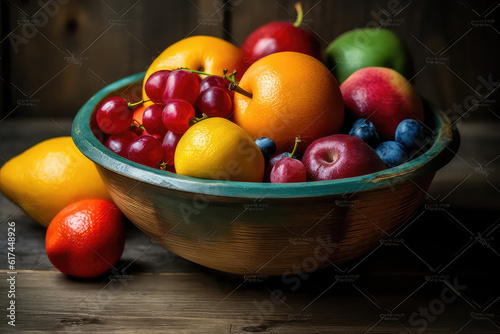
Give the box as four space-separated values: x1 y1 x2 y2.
1 119 499 333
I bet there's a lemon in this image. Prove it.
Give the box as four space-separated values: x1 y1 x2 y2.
175 118 265 182
0 137 111 227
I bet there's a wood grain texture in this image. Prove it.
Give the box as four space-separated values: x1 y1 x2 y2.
3 0 225 118
1 0 498 120
0 1 4 117
231 0 499 121
0 119 499 332
1 270 498 333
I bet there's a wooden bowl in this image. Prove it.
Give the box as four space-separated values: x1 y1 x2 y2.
72 73 460 276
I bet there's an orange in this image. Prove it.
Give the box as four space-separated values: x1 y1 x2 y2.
143 36 244 103
46 199 125 278
132 105 146 125
233 52 344 153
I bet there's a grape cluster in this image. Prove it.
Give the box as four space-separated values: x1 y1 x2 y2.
94 69 235 170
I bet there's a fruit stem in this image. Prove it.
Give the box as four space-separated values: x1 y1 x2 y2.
179 67 214 77
223 68 239 85
131 120 146 131
228 82 253 99
290 136 302 158
157 162 169 170
293 2 304 28
180 67 240 85
190 113 209 126
127 99 150 109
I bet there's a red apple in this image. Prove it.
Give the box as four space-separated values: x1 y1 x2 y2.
241 3 320 70
302 134 386 181
340 67 424 140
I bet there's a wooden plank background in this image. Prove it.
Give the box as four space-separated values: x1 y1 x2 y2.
0 0 498 120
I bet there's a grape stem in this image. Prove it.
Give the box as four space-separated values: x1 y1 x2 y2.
127 99 150 109
179 67 213 77
293 2 304 27
179 67 240 85
228 82 253 99
290 136 302 158
157 162 169 170
190 113 209 126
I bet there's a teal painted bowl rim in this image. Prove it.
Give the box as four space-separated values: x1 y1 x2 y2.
72 72 459 199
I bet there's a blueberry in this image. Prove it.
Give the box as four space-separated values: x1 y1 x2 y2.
375 141 408 167
255 137 277 162
395 119 426 151
352 118 375 129
349 125 379 148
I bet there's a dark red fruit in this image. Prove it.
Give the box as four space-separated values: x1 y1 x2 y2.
105 131 138 158
162 99 195 134
145 70 171 104
270 157 307 183
96 96 133 135
162 70 200 105
241 15 320 70
199 75 234 99
127 135 163 168
198 87 232 118
162 130 182 166
142 104 168 136
264 151 292 182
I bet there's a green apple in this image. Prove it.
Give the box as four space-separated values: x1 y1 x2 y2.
324 28 413 84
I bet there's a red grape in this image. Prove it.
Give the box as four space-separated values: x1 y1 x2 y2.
145 70 171 104
105 131 138 158
162 70 200 105
127 135 163 168
130 124 146 136
198 87 232 118
162 130 182 166
96 96 133 135
270 157 307 183
199 75 234 99
162 99 195 134
264 152 291 181
90 116 108 144
142 104 167 136
151 134 163 141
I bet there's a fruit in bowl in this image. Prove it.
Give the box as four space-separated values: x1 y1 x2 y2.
324 28 413 84
341 67 424 140
241 2 321 69
65 29 459 275
89 39 430 188
174 117 265 182
0 14 460 277
142 35 244 103
71 70 458 275
233 51 344 153
303 134 387 181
